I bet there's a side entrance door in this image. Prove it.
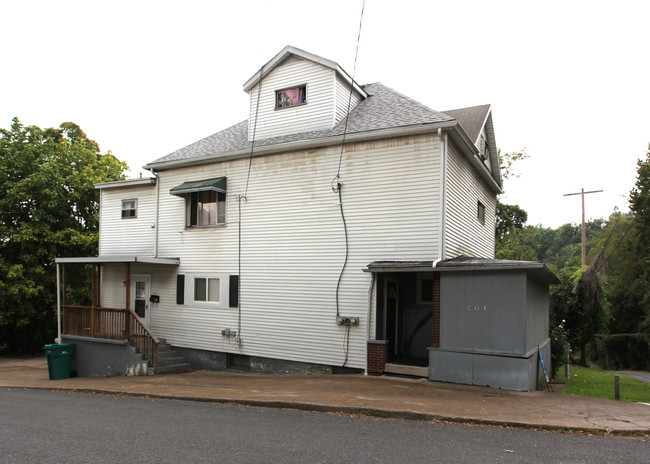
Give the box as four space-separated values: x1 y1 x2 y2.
131 274 151 328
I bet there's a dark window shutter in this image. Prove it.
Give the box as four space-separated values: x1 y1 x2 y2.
229 275 239 308
176 274 185 305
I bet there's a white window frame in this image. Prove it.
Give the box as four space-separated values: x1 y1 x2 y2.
185 273 230 309
121 199 137 219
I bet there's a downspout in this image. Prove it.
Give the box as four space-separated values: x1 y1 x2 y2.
437 128 448 265
152 169 160 258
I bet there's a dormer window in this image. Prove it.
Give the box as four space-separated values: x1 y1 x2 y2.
275 85 306 109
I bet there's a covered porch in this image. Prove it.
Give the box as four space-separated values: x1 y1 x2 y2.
54 256 179 371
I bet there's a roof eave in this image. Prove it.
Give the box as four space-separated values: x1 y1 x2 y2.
242 46 367 99
94 178 156 190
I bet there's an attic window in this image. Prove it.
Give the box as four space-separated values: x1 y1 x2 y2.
275 85 306 109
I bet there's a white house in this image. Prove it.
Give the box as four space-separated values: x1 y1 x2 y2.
55 46 555 389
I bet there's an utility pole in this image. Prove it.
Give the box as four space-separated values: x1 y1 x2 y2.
563 188 603 266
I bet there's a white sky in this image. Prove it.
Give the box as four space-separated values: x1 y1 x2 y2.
2 0 649 228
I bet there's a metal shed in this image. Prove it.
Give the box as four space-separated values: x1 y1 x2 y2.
365 257 559 391
430 257 559 391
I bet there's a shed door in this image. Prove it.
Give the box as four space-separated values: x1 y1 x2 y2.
131 274 151 328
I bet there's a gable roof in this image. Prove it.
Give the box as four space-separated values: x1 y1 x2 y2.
145 83 502 193
443 104 490 145
243 45 367 99
147 82 453 166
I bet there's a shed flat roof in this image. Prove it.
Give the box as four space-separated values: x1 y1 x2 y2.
365 256 560 284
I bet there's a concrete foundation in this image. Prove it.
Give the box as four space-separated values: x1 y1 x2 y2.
61 335 151 377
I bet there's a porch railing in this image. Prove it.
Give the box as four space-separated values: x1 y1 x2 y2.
62 305 158 369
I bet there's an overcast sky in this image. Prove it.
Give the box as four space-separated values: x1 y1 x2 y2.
2 0 648 228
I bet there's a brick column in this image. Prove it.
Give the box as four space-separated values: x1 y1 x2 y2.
432 273 441 348
367 340 388 375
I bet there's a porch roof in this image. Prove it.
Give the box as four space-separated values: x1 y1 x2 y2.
55 256 180 265
169 177 226 196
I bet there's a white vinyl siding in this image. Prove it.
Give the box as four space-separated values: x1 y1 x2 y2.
444 140 496 259
248 58 336 140
98 185 156 256
148 134 443 370
334 74 362 126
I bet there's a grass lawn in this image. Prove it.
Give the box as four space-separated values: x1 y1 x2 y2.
563 365 650 402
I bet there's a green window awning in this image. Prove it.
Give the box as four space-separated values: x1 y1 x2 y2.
169 177 227 196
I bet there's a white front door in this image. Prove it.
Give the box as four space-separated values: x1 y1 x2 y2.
131 274 151 328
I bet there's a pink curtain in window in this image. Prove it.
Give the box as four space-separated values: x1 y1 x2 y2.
283 87 305 105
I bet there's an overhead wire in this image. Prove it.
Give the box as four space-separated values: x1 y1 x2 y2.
236 66 265 347
333 0 366 366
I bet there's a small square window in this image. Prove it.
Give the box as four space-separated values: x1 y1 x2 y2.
275 85 306 109
477 201 486 225
121 199 137 219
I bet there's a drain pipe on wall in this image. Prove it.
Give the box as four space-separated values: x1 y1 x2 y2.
437 127 448 264
152 169 160 258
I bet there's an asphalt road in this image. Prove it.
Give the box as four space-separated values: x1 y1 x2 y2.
1 388 647 463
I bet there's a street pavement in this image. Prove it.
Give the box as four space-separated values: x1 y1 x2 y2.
1 356 649 434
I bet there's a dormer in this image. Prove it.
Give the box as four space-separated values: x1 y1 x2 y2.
243 46 367 141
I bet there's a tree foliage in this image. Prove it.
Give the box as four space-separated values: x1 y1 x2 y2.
0 118 127 352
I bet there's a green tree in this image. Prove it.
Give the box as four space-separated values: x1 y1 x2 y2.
495 149 539 260
0 118 127 352
628 144 650 333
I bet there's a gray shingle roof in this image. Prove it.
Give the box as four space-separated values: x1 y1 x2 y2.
442 104 490 145
148 83 454 166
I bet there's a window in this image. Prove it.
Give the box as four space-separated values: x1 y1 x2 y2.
477 201 486 225
177 274 239 308
170 177 227 228
121 199 137 218
194 277 220 303
188 191 226 227
275 85 306 109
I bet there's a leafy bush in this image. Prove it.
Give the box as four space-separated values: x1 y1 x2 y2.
590 333 650 370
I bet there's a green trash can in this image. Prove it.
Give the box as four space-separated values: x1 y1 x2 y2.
43 343 75 380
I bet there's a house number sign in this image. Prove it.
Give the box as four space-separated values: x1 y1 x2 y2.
466 305 488 311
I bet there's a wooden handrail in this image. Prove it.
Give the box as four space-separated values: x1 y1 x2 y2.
62 305 158 369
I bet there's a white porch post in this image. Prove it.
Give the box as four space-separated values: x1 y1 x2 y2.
56 262 62 344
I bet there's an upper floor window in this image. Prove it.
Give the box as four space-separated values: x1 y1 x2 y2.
169 177 227 228
275 85 306 109
121 199 137 219
477 201 486 225
188 191 226 227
